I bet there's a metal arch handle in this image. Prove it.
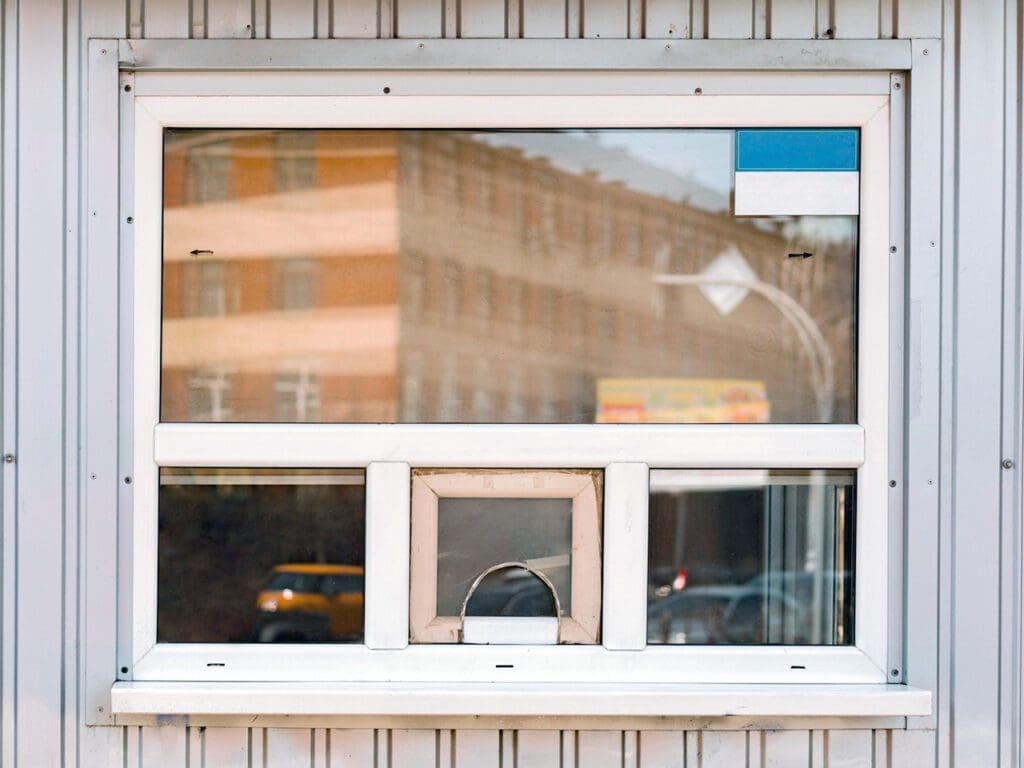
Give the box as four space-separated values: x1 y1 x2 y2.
458 561 562 643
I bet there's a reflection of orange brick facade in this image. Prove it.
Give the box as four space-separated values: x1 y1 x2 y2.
162 129 855 424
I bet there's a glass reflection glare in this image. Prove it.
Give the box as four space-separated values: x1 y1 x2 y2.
647 470 855 645
162 129 857 424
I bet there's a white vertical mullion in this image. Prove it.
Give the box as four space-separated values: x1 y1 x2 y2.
602 463 649 650
132 100 164 667
854 103 890 676
365 462 412 649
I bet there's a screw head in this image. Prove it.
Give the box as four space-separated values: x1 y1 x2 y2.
3 454 14 464
1003 459 1015 470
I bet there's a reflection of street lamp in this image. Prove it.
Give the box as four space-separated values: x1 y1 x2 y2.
653 271 836 642
652 273 835 423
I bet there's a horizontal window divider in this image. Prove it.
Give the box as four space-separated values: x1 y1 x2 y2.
131 644 886 685
111 680 930 719
153 423 865 469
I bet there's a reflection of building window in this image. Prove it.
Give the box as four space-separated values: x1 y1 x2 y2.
273 369 321 422
441 261 463 329
474 270 493 335
273 131 317 192
187 369 232 421
183 261 228 317
277 258 316 310
438 353 460 421
185 146 230 203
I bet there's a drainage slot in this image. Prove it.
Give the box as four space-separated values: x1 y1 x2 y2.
495 664 514 669
206 662 226 667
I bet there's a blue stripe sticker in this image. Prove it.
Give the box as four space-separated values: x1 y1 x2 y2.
735 129 859 172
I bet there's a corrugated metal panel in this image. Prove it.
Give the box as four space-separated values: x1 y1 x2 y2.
0 0 1018 767
127 0 944 39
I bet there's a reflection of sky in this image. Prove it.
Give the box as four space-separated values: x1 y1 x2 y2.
473 130 855 244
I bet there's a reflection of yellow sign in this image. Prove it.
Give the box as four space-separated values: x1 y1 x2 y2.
596 378 770 423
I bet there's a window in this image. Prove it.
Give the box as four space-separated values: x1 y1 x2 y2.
127 88 892 691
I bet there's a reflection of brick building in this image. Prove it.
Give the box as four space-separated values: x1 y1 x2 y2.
162 129 855 425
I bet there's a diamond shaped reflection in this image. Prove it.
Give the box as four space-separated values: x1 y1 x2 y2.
698 245 757 316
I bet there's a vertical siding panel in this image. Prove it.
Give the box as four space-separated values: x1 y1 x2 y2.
515 730 560 768
269 0 318 36
333 0 382 36
639 731 684 767
814 0 831 36
894 0 941 38
697 732 748 767
581 0 629 38
126 727 143 768
140 727 190 767
706 0 752 38
206 0 256 37
265 728 315 768
521 0 567 37
128 0 144 36
825 730 873 767
889 730 936 767
80 724 125 768
395 0 443 37
832 0 879 38
643 0 689 38
576 731 623 768
330 729 376 766
767 0 815 38
143 1 192 37
561 731 577 767
763 730 809 768
204 728 250 768
453 730 500 766
459 0 507 37
391 730 436 768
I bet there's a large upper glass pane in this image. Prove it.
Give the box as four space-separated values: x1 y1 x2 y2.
158 468 365 643
162 129 857 424
647 469 855 645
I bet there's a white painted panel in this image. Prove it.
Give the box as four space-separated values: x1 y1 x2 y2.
333 0 382 36
825 729 872 767
395 0 444 37
894 0 941 37
204 728 250 768
832 0 879 38
143 0 192 37
734 172 860 216
460 0 507 37
768 0 815 38
707 0 752 38
454 730 500 767
365 462 411 649
697 732 747 767
270 0 318 37
266 728 314 767
140 726 189 767
391 729 436 768
206 0 255 37
763 730 808 768
639 731 684 767
602 463 649 650
329 729 375 766
516 730 561 768
577 731 622 767
889 729 936 767
521 0 567 37
582 0 629 37
643 0 689 38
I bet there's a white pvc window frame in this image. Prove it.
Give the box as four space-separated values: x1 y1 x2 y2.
128 86 890 686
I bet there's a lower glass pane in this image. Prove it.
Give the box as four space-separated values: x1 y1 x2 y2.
647 469 854 645
158 468 365 643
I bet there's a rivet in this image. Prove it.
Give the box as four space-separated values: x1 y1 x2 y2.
3 454 14 464
100 48 107 55
126 216 133 224
1003 459 1015 470
124 476 132 485
123 83 131 93
890 246 898 253
894 82 901 90
694 87 703 95
890 668 900 676
923 49 929 55
889 480 897 488
90 473 97 480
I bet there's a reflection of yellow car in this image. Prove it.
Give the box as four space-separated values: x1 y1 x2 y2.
255 564 364 642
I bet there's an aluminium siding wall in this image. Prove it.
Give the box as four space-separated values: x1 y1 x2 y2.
0 0 1021 766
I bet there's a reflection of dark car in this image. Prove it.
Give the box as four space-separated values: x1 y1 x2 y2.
647 585 806 644
464 571 558 618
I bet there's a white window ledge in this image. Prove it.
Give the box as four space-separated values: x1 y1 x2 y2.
111 682 931 718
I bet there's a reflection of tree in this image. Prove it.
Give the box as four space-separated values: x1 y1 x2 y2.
157 482 365 642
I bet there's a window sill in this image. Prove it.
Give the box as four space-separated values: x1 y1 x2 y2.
111 681 931 719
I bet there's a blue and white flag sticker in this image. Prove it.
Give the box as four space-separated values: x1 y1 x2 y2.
734 129 860 216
